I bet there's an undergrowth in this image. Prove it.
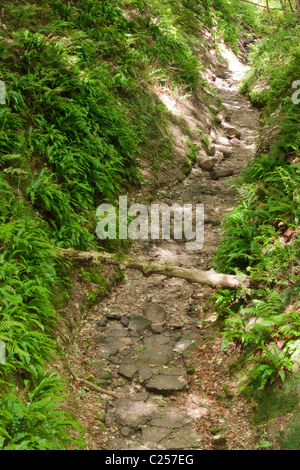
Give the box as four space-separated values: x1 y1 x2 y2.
211 10 300 443
0 0 252 450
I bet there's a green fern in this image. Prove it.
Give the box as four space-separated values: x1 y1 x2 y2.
248 344 293 390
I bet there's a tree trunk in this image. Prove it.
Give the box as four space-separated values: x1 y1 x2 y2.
58 248 249 289
266 0 274 28
279 0 287 11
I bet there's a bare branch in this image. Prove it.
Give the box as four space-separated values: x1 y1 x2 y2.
58 248 250 289
237 0 283 10
64 362 118 398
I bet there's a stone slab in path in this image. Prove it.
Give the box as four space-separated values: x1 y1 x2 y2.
145 374 187 394
129 314 151 331
115 399 158 428
118 364 138 380
160 425 201 450
143 304 167 324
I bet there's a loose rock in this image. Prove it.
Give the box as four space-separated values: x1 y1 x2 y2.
230 137 241 147
210 169 234 180
145 375 186 394
143 305 167 324
129 314 151 331
226 127 241 140
118 364 138 380
198 156 215 172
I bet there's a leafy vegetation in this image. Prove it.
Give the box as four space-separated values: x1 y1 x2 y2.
0 371 85 450
0 0 254 450
211 4 300 440
1 0 298 450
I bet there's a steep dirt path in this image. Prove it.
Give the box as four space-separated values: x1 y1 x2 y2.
72 56 260 450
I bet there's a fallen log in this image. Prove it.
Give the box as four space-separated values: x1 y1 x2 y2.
58 248 249 289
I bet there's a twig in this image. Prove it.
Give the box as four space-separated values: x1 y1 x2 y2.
237 0 283 10
65 363 118 398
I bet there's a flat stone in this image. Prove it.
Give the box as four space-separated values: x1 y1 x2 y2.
186 407 210 419
119 349 131 357
120 426 133 437
210 169 234 180
143 305 167 324
117 336 132 348
142 426 171 446
97 365 113 381
169 322 184 330
115 379 125 387
93 333 106 344
95 317 108 328
159 368 187 376
106 322 129 338
160 425 201 450
150 411 192 428
105 312 123 320
96 378 111 389
129 392 149 402
129 314 151 331
138 365 155 381
174 338 195 352
151 323 165 334
115 399 158 428
106 437 131 450
98 345 119 360
109 354 122 364
137 344 173 367
118 365 138 380
144 334 173 347
145 375 186 394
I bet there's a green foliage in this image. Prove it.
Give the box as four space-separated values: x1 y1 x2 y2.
212 13 300 406
280 409 300 450
221 289 299 351
0 371 85 450
0 0 251 449
242 16 300 160
248 344 293 390
252 372 300 425
1 0 289 450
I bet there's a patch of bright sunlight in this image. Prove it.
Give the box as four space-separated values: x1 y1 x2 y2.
156 88 181 116
220 44 250 81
